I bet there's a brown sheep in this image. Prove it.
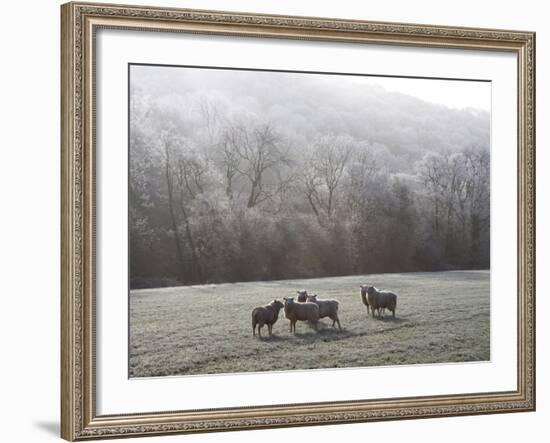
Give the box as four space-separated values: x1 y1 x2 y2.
296 290 308 302
283 297 320 334
252 300 284 337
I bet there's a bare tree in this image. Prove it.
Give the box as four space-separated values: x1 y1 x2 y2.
230 122 290 208
175 150 208 284
198 98 221 147
302 135 353 219
344 146 379 215
418 147 490 266
302 162 322 219
463 148 490 264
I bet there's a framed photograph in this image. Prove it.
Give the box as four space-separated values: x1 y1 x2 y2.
61 1 536 440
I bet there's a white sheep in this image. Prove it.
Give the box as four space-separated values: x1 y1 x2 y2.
283 297 320 334
365 286 397 318
305 294 342 330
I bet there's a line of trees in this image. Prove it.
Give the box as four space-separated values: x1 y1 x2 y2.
129 90 490 289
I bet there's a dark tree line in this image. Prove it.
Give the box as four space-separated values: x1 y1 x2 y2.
129 90 490 289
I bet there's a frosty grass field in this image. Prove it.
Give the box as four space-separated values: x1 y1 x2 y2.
129 270 490 377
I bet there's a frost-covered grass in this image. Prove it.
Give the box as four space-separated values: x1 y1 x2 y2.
129 270 489 377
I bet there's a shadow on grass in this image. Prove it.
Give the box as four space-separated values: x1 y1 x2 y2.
375 316 409 324
253 316 413 343
253 326 354 343
256 334 287 342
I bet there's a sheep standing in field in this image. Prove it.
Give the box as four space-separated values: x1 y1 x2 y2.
283 297 320 334
359 284 383 317
296 290 308 302
305 294 342 331
365 286 398 318
359 285 371 315
252 299 284 337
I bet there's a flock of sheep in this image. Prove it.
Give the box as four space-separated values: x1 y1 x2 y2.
251 285 398 337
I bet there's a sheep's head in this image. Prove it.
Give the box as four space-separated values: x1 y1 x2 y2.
360 285 367 296
305 294 318 302
271 299 284 310
296 290 308 302
283 297 295 306
366 286 376 295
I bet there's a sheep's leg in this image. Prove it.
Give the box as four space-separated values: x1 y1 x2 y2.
258 325 262 337
268 324 273 336
253 326 256 337
336 318 342 331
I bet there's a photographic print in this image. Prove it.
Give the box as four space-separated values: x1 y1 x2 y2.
129 64 491 378
61 5 535 438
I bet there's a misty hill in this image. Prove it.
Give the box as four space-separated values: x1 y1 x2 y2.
131 65 490 170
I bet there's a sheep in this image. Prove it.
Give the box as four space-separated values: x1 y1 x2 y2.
359 284 383 317
296 290 308 302
283 297 320 334
365 286 397 318
305 294 342 330
359 285 371 315
251 299 284 337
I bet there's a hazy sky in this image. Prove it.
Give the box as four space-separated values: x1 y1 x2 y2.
343 75 491 112
131 64 491 113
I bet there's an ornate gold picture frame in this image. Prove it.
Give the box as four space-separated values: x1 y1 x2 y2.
61 2 535 440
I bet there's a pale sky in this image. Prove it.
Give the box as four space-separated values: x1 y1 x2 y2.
132 64 491 114
352 75 491 112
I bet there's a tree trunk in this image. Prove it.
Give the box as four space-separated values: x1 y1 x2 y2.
247 176 261 208
225 169 234 200
164 153 187 283
327 187 334 217
445 202 453 260
179 192 205 284
470 213 481 268
434 198 439 234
